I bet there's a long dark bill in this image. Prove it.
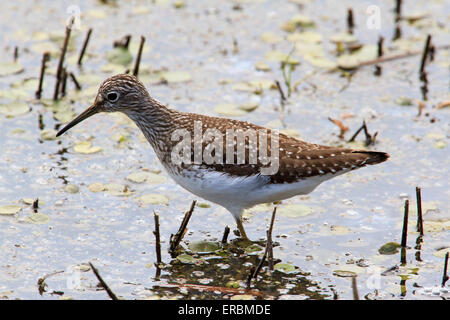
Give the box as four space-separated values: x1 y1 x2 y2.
56 103 100 137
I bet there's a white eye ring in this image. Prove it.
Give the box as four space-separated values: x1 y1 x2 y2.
107 91 119 102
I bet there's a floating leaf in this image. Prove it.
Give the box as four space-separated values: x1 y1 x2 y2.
260 32 282 44
0 62 24 77
245 244 264 253
287 31 322 43
138 194 169 205
188 241 221 253
40 129 58 141
0 102 30 116
378 242 401 255
106 47 133 65
177 254 197 264
161 71 192 83
22 213 50 224
88 183 105 193
0 205 22 215
64 184 79 194
277 204 314 218
254 62 271 72
329 225 351 235
104 183 131 196
265 51 299 65
274 263 297 274
330 32 358 44
73 141 102 154
433 248 450 258
239 102 259 112
126 171 166 184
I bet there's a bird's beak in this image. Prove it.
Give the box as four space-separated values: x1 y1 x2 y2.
56 102 101 137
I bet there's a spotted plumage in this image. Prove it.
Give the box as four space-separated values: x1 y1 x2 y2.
57 74 389 239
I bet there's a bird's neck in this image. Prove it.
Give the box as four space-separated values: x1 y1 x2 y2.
123 97 176 153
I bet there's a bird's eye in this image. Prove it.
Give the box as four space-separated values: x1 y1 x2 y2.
107 92 119 102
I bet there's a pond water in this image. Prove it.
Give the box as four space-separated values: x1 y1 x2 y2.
0 0 449 300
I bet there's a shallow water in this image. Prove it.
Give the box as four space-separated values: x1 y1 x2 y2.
0 0 449 300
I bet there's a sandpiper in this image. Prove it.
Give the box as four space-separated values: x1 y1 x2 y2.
57 74 389 239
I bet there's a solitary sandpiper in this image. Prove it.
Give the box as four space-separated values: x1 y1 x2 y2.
57 74 389 240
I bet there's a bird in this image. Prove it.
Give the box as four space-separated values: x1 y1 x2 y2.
57 74 389 240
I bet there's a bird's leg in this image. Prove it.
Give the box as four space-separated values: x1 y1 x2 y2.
236 217 249 240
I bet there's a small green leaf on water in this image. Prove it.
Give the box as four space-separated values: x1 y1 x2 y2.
64 184 79 194
433 248 450 258
106 47 133 65
40 129 57 141
0 205 22 215
73 141 102 154
435 141 446 149
0 102 30 116
139 194 169 205
395 97 413 106
177 254 197 264
126 171 166 184
22 213 50 224
333 270 356 277
225 281 240 289
245 244 264 253
254 62 271 72
329 225 351 235
126 171 149 183
105 183 131 197
173 0 186 8
274 263 297 274
188 241 221 253
89 183 105 193
0 62 24 76
378 242 401 255
260 32 282 44
238 102 259 112
277 204 314 218
161 71 192 83
197 202 211 208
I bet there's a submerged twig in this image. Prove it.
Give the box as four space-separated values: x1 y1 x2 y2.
153 212 162 267
60 68 67 97
401 199 409 248
133 36 145 77
77 28 92 66
53 17 73 100
415 187 424 236
328 117 348 139
347 8 354 34
247 207 277 288
37 270 64 295
348 120 377 146
267 207 277 271
358 44 450 68
114 34 131 49
442 252 449 287
351 276 359 300
274 80 286 105
69 72 81 90
88 262 118 300
419 35 432 75
221 226 230 245
169 200 196 256
35 52 50 99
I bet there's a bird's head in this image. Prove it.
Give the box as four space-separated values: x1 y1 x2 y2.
56 74 149 136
